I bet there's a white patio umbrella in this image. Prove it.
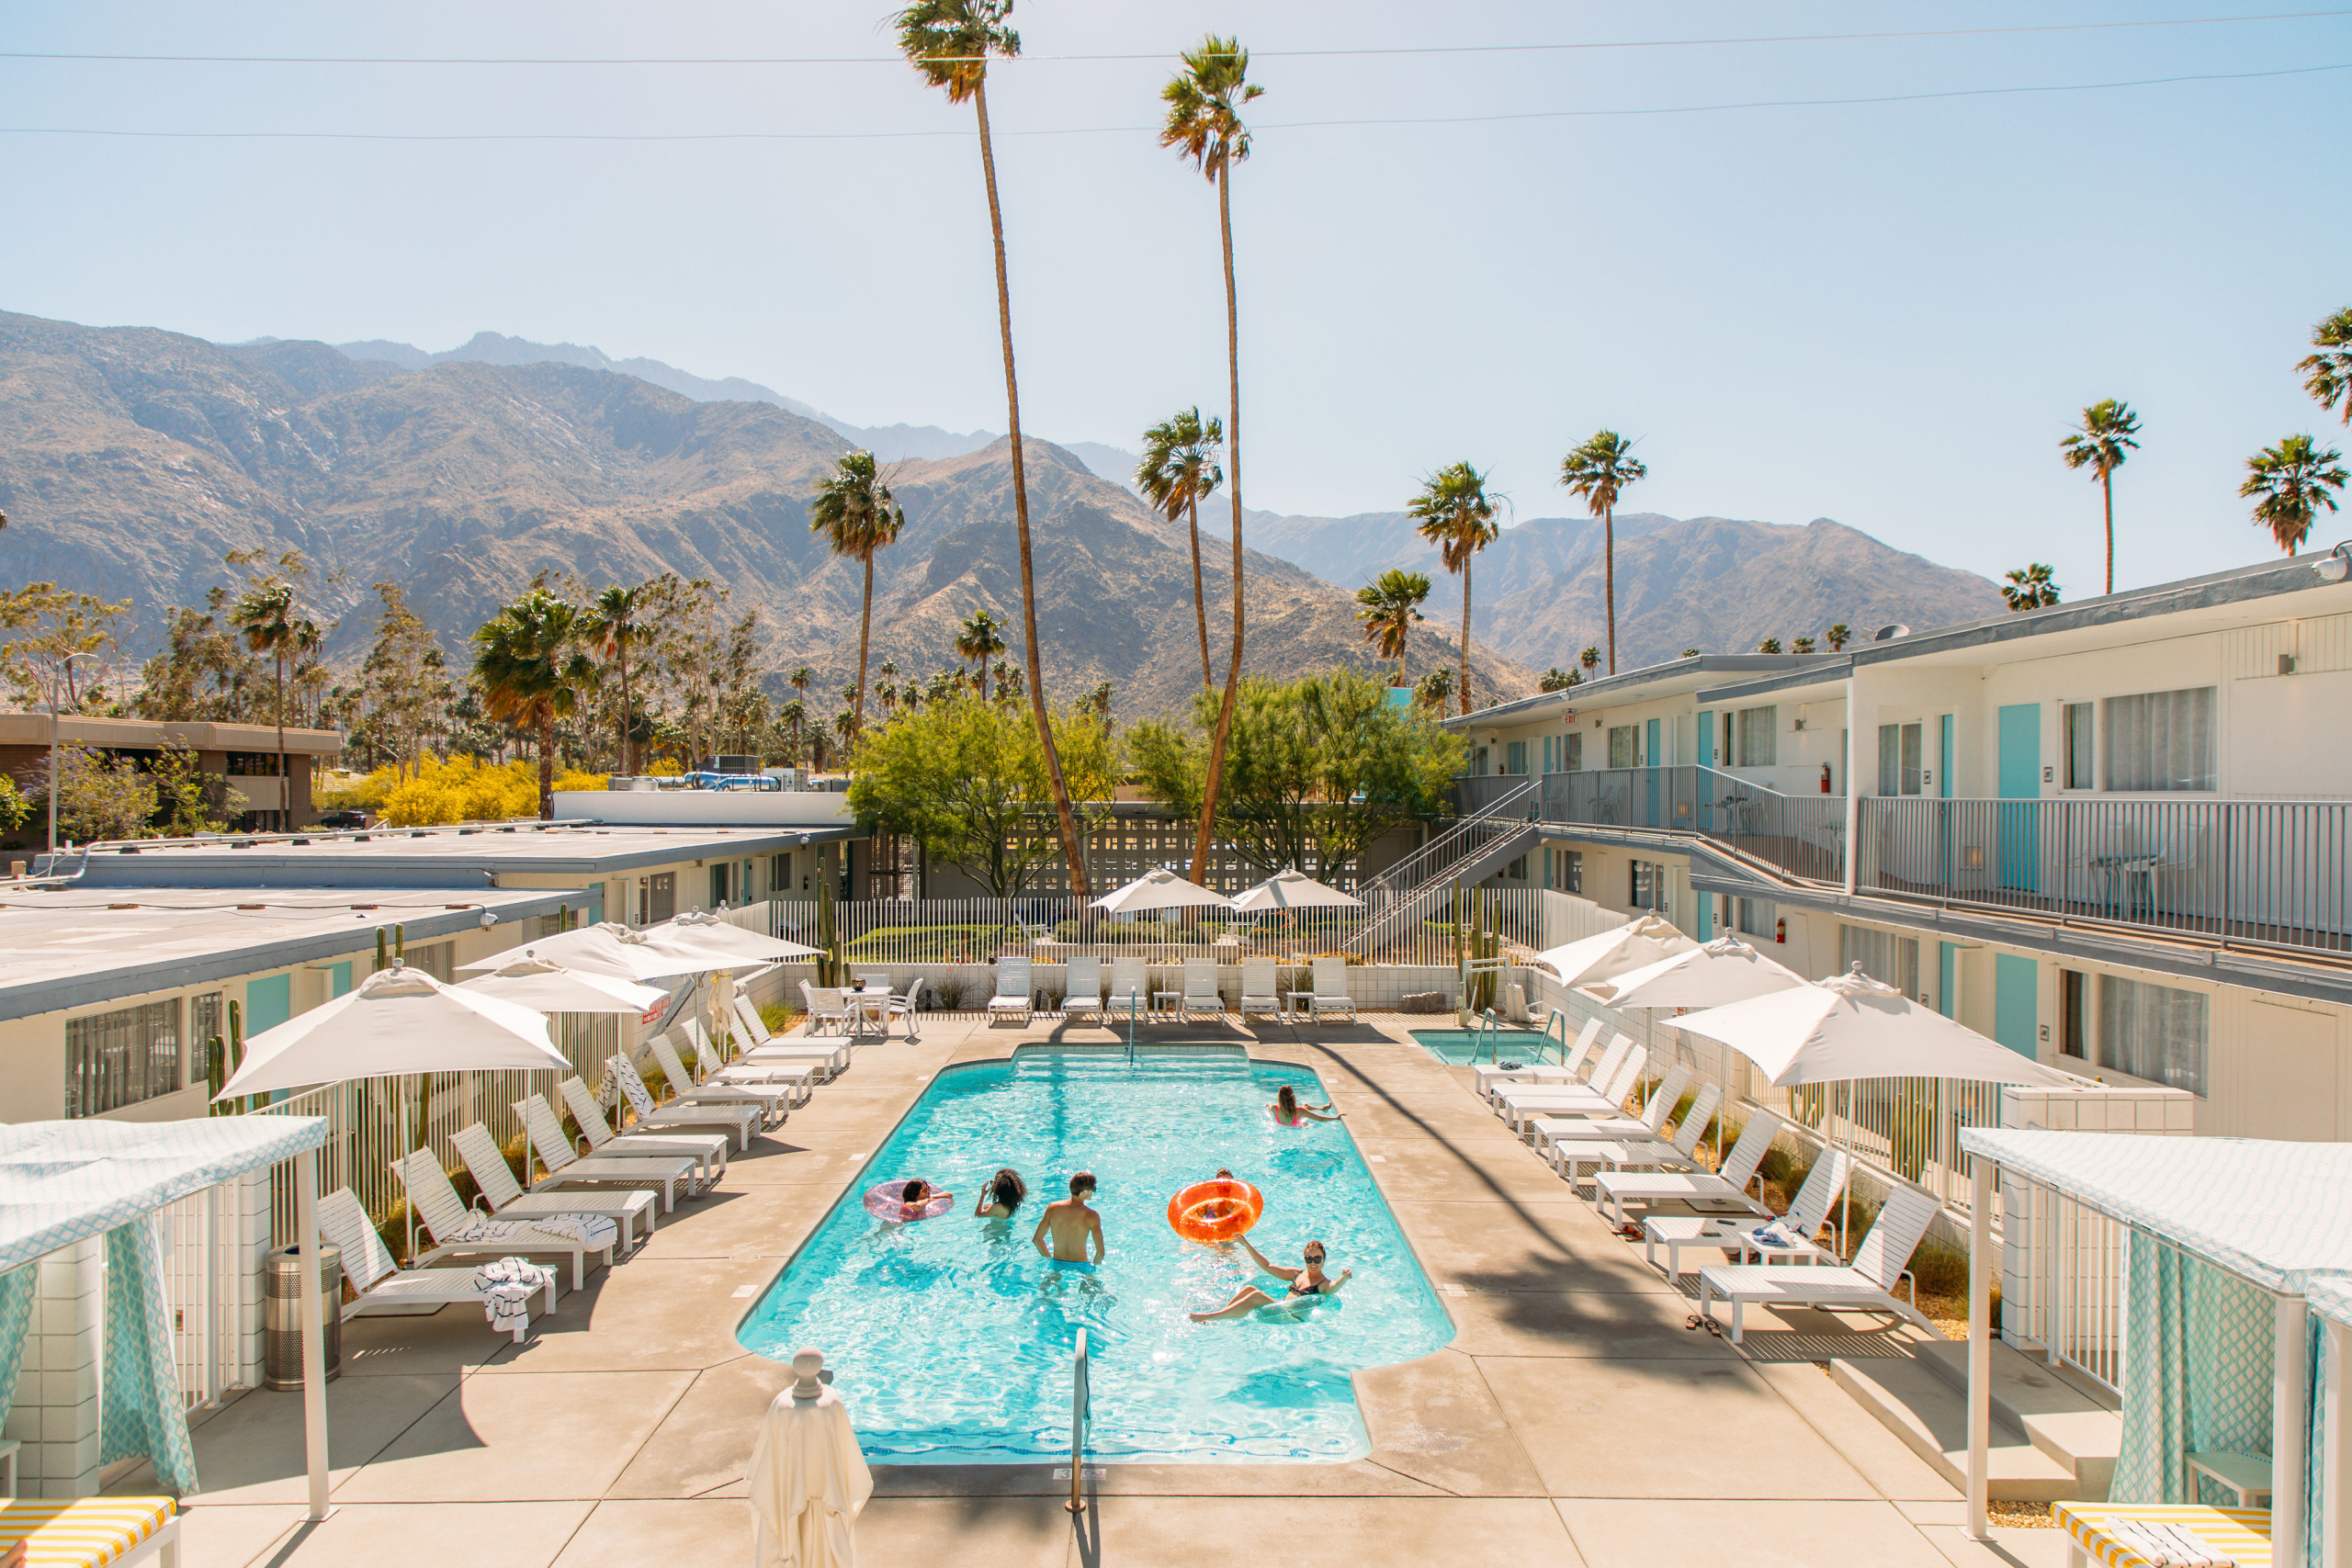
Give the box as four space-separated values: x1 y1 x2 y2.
1227 870 1363 911
653 910 824 963
458 922 707 983
1577 935 1804 1010
1525 915 1697 988
457 952 667 1015
215 961 566 1100
1092 868 1229 913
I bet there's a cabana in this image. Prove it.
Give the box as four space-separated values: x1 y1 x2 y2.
0 1116 334 1540
1958 1129 2352 1564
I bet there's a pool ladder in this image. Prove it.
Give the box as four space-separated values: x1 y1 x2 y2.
1474 1004 1571 1066
1067 1327 1091 1514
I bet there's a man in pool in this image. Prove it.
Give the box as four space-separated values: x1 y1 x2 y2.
1189 1235 1350 1321
1033 1171 1105 1263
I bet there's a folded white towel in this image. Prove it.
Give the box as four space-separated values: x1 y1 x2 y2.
469 1257 555 1327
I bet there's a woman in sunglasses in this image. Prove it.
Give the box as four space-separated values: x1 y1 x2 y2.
1187 1235 1351 1322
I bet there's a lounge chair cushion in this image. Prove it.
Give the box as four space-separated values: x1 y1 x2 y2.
0 1495 175 1568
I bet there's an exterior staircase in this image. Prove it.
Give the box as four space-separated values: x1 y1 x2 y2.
1346 780 1543 959
1831 1338 2120 1502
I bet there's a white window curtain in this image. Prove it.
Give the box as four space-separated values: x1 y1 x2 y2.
1736 706 1778 767
1609 726 1636 769
1838 923 1919 999
2098 975 2209 1095
2104 688 2216 792
65 998 182 1119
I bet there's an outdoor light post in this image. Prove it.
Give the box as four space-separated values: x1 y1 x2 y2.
46 650 98 857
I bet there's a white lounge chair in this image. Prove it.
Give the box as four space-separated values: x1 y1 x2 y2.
734 994 775 1045
450 1122 659 1248
1306 956 1356 1023
1180 958 1224 1023
559 1076 729 1182
1537 1064 1690 1149
1590 1109 1785 1229
987 956 1034 1023
737 1036 853 1080
1552 1082 1723 1186
1055 954 1104 1021
649 1033 796 1121
510 1096 697 1212
665 1023 812 1106
315 1186 553 1343
606 1054 762 1149
1494 1043 1648 1134
1238 958 1282 1021
1475 1018 1602 1101
1106 956 1148 1021
1646 1147 1850 1279
798 981 850 1035
393 1147 615 1292
1697 1179 1942 1343
517 1092 723 1201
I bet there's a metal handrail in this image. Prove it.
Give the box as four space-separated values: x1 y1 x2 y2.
1363 777 1540 901
1067 1327 1091 1515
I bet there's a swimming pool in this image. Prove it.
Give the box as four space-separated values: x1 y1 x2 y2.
1408 1028 1550 1065
737 1049 1454 1464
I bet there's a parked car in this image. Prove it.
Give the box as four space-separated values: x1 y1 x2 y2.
314 809 368 829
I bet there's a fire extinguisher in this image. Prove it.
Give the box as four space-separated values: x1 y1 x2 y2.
1819 763 1833 794
1775 917 1787 944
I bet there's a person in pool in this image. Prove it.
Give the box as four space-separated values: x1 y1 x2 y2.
1189 1236 1351 1321
1269 1084 1340 1125
900 1178 953 1210
973 1168 1027 1218
1033 1171 1106 1263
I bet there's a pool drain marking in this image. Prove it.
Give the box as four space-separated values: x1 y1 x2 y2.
1053 1468 1102 1480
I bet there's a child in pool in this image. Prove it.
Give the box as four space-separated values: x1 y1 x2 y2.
1269 1084 1340 1125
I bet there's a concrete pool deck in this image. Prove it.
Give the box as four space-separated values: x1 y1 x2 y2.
138 1013 2066 1568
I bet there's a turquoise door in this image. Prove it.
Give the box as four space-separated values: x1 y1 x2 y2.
1696 711 1715 767
1938 942 1957 1019
327 961 353 998
1695 709 1718 839
1993 953 2039 1057
245 975 293 1102
1644 718 1662 826
1996 703 2041 892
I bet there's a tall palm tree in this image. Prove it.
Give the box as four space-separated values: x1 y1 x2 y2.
898 0 1088 894
2059 399 2141 595
1136 407 1225 688
808 450 908 734
1559 431 1646 674
471 587 589 818
229 580 317 827
1161 32 1262 885
955 608 1006 690
779 699 808 765
2001 563 2062 610
1407 462 1502 715
1826 624 1852 651
2300 306 2352 424
2240 434 2348 555
581 583 652 773
1578 645 1601 674
1353 568 1431 686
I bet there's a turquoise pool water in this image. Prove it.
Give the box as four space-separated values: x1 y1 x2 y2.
1408 1028 1549 1065
737 1049 1454 1464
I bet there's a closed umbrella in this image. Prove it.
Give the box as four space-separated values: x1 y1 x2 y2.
750 1349 872 1568
1091 868 1228 913
1227 870 1363 911
457 953 666 1015
214 962 566 1100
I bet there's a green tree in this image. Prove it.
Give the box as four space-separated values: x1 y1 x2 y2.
150 738 246 836
1680 648 1701 659
2240 434 2348 555
1792 636 1817 654
1128 668 1465 883
899 0 1089 896
1538 667 1577 692
1578 644 1601 674
2001 563 2062 611
1136 407 1226 688
0 773 31 833
1826 623 1852 651
1413 666 1453 710
808 450 907 733
470 588 589 818
1 582 130 713
228 556 320 821
581 583 655 773
2299 306 2352 424
955 609 1006 692
1354 568 1431 687
1407 462 1502 715
353 582 450 780
133 591 269 722
22 746 156 843
1757 637 1784 653
1160 32 1263 887
1558 430 1647 674
2059 398 2141 595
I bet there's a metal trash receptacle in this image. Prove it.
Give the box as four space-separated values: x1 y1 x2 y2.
264 1243 343 1391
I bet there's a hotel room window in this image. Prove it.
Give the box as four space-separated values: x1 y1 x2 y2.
1877 723 1922 795
2062 703 2096 790
2104 687 2216 792
1608 726 1637 769
65 999 181 1119
1735 706 1778 767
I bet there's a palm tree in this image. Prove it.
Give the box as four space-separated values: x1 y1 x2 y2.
1407 462 1502 715
1413 666 1453 711
1160 33 1263 885
809 450 908 734
2001 564 2062 611
2240 434 2349 555
581 583 653 773
1826 623 1852 651
1538 667 1577 692
1757 637 1784 654
1792 636 1817 654
229 580 317 826
899 0 1088 894
779 699 808 764
2059 399 2141 595
955 609 1006 690
1578 645 1601 675
1353 568 1431 687
1136 408 1226 688
2300 306 2352 424
1558 431 1646 674
471 587 589 818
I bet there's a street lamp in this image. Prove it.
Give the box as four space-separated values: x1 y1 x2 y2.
47 651 99 858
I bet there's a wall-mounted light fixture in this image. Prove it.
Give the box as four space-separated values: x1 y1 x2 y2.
2318 541 2350 583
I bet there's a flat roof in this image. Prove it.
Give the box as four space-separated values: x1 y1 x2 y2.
1442 655 1838 730
0 886 588 1020
0 713 345 755
67 821 844 889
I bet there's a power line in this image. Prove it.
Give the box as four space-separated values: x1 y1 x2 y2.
1 9 2346 67
0 59 2341 141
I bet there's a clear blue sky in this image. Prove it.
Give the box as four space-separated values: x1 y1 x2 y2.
5 2 2348 593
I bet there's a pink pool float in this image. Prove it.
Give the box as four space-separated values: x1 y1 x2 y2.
865 1179 955 1222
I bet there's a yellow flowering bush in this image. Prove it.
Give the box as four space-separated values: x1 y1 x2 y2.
318 755 609 826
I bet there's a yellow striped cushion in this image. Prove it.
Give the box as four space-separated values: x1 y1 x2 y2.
0 1497 175 1567
2052 1501 2273 1568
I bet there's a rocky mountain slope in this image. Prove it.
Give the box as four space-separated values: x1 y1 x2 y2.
0 310 1537 720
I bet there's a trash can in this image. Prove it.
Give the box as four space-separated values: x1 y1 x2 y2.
264 1243 343 1391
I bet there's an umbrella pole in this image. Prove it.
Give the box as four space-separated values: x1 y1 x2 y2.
1840 1082 1854 1258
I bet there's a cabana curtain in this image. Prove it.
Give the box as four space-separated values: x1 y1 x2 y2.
2111 1235 2276 1505
0 1266 33 1435
98 1216 198 1494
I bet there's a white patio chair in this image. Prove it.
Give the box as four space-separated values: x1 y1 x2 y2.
1308 956 1357 1024
393 1147 613 1292
987 956 1034 1023
1238 958 1282 1021
1476 1017 1602 1101
605 1054 761 1149
1589 1108 1784 1229
315 1185 553 1343
1055 954 1104 1021
558 1076 729 1182
798 981 850 1035
648 1033 795 1122
1646 1147 1850 1279
509 1099 696 1213
449 1122 659 1248
852 968 920 1033
1106 956 1148 1021
1180 958 1224 1023
1697 1179 1942 1343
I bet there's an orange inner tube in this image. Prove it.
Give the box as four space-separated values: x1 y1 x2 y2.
1166 1179 1264 1243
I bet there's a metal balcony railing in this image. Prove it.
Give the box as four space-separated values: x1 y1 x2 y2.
1462 766 1847 886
